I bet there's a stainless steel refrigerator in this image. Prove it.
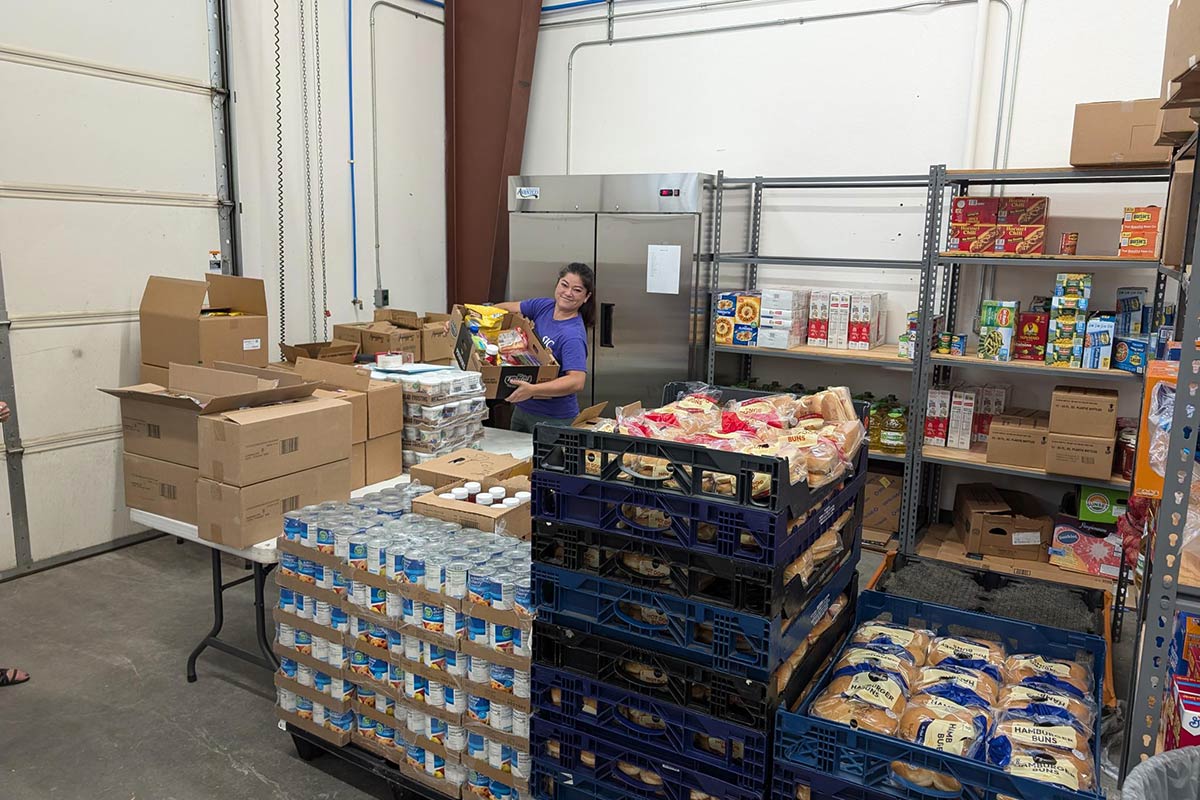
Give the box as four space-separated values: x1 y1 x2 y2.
507 172 722 411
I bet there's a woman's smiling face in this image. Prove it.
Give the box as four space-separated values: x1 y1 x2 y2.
555 272 590 313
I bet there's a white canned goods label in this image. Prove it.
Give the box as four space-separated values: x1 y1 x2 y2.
513 669 530 699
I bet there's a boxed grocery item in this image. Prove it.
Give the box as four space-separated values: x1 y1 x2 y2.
978 300 1019 361
1049 514 1122 577
139 274 270 371
1112 335 1150 374
735 293 761 327
198 396 353 487
1134 359 1179 499
1082 316 1116 370
1118 229 1160 259
1115 287 1148 336
1049 386 1118 437
1013 312 1049 361
924 387 951 446
760 287 811 314
827 290 851 349
862 470 902 535
1069 99 1172 166
1054 272 1093 299
1170 610 1200 679
1046 296 1089 368
412 475 533 538
1045 433 1116 481
1164 161 1195 268
350 441 366 488
199 459 351 548
947 387 978 450
806 290 830 347
757 326 803 350
372 307 426 330
985 409 1049 469
954 483 1052 561
410 449 531 490
973 384 1011 444
848 291 886 350
1164 677 1200 751
123 453 198 523
1077 485 1128 524
732 323 758 347
279 341 359 364
1122 206 1163 232
294 358 405 440
449 307 559 401
949 197 1000 224
947 222 1000 253
713 291 736 345
101 363 322 469
994 224 1046 255
998 197 1049 226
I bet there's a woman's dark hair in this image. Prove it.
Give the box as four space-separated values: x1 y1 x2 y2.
560 262 596 328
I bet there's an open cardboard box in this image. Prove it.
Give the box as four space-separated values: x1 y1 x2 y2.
412 475 532 538
954 483 1052 562
449 306 558 400
279 340 360 364
139 274 269 370
294 357 404 441
409 448 531 490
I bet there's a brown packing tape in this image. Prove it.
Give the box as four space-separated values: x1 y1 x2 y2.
458 638 530 674
459 675 532 713
348 604 460 651
358 701 463 764
352 731 403 765
349 635 393 664
278 708 351 746
464 719 529 752
348 664 400 701
390 653 466 692
348 565 465 612
273 642 348 680
276 673 353 714
275 571 350 611
277 537 345 571
465 599 534 632
458 752 530 794
272 607 345 645
391 757 462 799
393 691 466 728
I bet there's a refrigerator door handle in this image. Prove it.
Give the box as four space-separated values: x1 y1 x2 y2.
600 303 616 348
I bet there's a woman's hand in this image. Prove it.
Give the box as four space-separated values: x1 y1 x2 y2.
0 402 10 423
505 381 536 404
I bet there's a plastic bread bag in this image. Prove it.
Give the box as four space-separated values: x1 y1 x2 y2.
1003 654 1093 700
811 663 909 729
926 635 1006 681
910 682 995 731
724 398 794 430
988 707 1091 763
659 382 722 413
833 642 920 687
997 682 1098 731
991 747 1095 794
807 592 850 646
851 619 934 665
495 326 529 354
889 694 988 796
912 663 1000 705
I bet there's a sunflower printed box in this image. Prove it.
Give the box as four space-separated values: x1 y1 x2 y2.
978 300 1019 361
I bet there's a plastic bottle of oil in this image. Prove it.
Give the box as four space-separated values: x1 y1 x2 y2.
867 399 885 452
880 407 908 454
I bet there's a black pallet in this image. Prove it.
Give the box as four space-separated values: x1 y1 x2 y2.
532 475 862 619
531 574 857 730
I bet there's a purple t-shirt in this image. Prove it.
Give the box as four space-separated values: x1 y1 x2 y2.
518 298 588 418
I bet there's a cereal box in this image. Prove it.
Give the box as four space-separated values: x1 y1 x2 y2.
713 292 737 344
807 290 830 347
949 197 1000 224
1170 611 1200 679
1112 335 1149 374
994 224 1046 255
731 323 758 347
1082 316 1116 370
978 300 1019 361
998 196 1049 225
924 387 952 446
734 292 761 327
1013 312 1049 361
1163 677 1200 751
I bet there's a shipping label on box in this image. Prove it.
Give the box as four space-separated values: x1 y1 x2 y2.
947 222 1000 253
994 225 1046 255
806 290 830 347
925 388 951 446
949 197 1000 224
998 197 1049 226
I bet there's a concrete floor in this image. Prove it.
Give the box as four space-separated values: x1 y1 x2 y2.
0 540 1133 799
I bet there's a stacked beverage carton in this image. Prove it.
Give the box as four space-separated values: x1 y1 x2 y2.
527 390 869 800
273 480 533 799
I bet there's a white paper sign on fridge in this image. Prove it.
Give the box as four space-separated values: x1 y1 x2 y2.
646 244 681 294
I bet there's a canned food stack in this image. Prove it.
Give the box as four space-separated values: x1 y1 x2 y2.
272 480 535 800
528 383 870 800
388 370 488 468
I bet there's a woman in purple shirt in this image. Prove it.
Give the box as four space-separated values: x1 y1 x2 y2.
496 263 593 432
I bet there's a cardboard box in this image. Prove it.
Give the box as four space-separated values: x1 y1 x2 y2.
998 197 1049 226
994 224 1046 255
1082 316 1116 370
973 384 1010 444
1115 286 1147 337
1165 164 1196 268
351 442 367 489
947 222 1000 253
862 471 902 534
1122 206 1163 233
1135 359 1179 499
123 453 198 523
1013 312 1049 361
365 431 403 485
140 363 170 386
947 387 978 450
198 396 352 486
198 459 351 549
735 293 761 327
139 275 269 369
449 307 559 401
1048 514 1121 578
1164 677 1200 751
410 449 531 490
1069 99 1173 166
731 323 758 347
294 358 404 440
313 387 367 444
1078 484 1128 524
1045 433 1116 481
1118 229 1160 259
421 318 456 364
760 288 810 311
978 300 1019 361
1170 610 1200 679
848 292 886 351
827 291 851 349
101 363 322 468
373 308 425 330
954 483 1011 549
1113 335 1150 375
955 483 1051 561
986 409 1049 469
1161 0 1200 111
1049 386 1118 437
1054 272 1093 300
333 321 421 358
806 290 830 347
949 197 999 225
279 341 359 364
411 475 532 538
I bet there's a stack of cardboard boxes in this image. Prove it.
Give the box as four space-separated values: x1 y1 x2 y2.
1045 386 1119 481
946 196 1049 256
1155 0 1200 146
333 309 457 365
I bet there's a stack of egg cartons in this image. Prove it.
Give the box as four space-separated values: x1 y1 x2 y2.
528 408 869 800
273 479 534 799
394 370 489 470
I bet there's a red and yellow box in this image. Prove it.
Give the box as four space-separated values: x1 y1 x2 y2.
1121 205 1162 232
995 225 1046 255
947 223 1001 254
949 197 1000 224
998 196 1049 226
1119 230 1160 258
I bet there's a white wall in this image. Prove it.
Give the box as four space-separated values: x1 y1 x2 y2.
524 0 1175 510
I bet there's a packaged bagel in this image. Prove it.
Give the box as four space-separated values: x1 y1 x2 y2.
834 643 920 687
991 747 1094 793
889 696 987 795
997 683 1097 731
851 620 932 665
988 709 1090 763
812 662 910 716
913 663 1000 706
1003 654 1092 699
927 635 1005 680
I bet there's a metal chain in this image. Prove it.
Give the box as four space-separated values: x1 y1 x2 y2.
313 0 329 338
298 0 317 341
273 0 286 353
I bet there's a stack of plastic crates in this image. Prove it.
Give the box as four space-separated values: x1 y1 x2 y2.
528 384 869 800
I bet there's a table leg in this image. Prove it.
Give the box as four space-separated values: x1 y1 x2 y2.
187 549 225 683
254 562 279 668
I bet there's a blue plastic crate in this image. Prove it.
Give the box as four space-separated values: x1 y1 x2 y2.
534 548 859 680
532 464 866 568
531 719 765 800
776 590 1107 800
531 663 769 785
533 398 868 520
773 759 895 800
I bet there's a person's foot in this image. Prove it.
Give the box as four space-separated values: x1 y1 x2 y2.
0 668 29 686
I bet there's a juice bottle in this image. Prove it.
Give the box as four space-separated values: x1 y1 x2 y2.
881 408 907 454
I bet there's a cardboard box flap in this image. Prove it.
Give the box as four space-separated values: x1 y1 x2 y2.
103 363 319 415
205 274 268 316
140 276 209 321
571 402 609 426
1165 62 1200 109
293 357 372 392
279 341 360 364
212 396 347 425
374 309 424 329
171 363 271 397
